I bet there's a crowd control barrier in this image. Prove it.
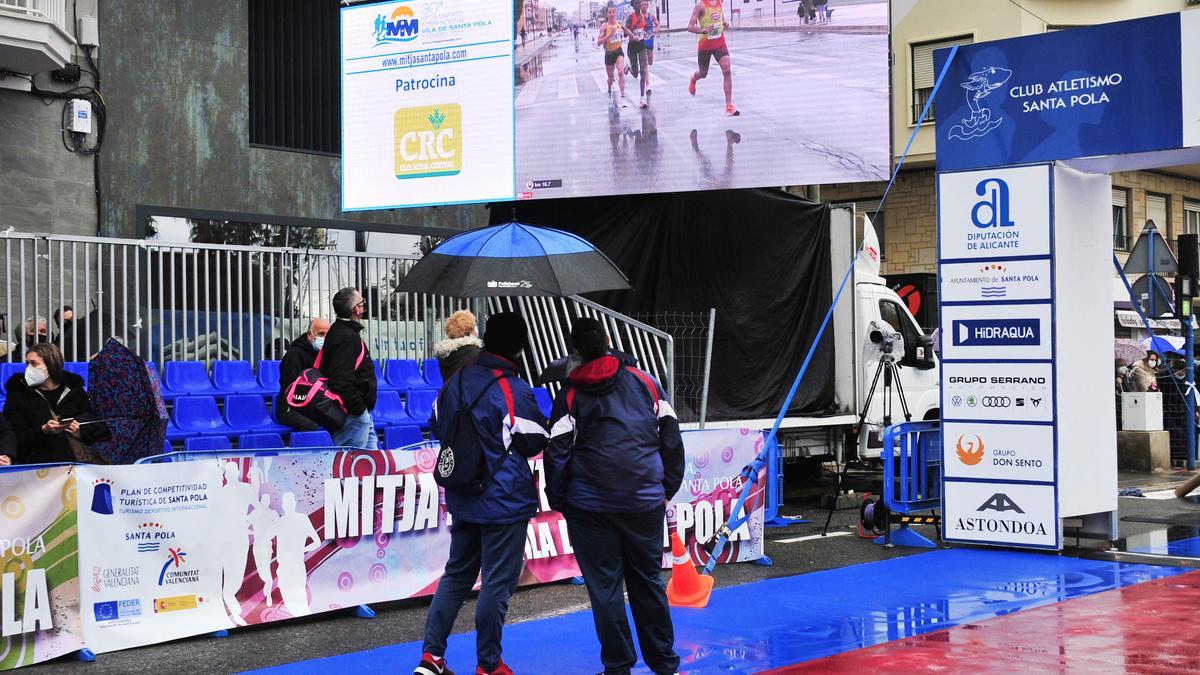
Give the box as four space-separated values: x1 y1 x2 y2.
878 421 942 549
0 428 764 669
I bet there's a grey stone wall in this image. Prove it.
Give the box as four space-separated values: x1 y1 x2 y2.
97 0 483 239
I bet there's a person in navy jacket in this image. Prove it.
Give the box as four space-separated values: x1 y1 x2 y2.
414 313 549 675
545 317 684 675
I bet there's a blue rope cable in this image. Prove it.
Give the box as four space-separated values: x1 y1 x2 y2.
702 46 961 575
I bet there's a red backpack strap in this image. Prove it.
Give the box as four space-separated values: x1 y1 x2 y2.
493 368 516 424
314 348 323 369
625 366 659 414
566 387 577 415
355 340 366 369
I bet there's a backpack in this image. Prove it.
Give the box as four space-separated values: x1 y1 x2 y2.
285 341 366 432
434 368 516 495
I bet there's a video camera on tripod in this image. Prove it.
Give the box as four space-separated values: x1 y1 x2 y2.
868 321 903 357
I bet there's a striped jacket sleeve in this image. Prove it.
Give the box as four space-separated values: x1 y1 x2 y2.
499 378 549 459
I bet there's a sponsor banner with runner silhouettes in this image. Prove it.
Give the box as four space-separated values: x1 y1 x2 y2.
62 430 763 654
0 466 83 671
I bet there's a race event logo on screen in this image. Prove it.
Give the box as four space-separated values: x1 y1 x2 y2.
373 4 419 46
394 104 462 179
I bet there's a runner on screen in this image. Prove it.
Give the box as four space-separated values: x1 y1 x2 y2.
597 5 631 108
687 0 738 116
626 1 652 108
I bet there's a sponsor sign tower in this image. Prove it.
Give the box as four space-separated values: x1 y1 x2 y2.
938 163 1116 549
932 10 1200 548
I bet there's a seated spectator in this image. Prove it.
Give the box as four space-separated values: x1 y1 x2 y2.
434 310 483 383
278 318 331 431
3 343 111 464
0 414 15 466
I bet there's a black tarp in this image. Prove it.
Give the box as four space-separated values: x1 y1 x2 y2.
489 189 834 421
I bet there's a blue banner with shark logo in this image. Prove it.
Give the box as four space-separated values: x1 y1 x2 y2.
934 13 1185 171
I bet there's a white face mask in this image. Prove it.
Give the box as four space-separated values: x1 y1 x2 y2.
24 366 48 388
312 336 326 350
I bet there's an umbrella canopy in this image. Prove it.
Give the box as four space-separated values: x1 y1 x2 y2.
87 338 169 463
398 222 632 298
1141 334 1185 356
1114 338 1147 365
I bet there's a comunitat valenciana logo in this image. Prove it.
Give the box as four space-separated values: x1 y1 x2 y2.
394 104 462 179
373 4 420 46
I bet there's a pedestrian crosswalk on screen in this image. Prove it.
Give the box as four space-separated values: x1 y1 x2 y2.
340 0 889 211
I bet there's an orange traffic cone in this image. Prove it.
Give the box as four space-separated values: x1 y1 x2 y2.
665 532 714 608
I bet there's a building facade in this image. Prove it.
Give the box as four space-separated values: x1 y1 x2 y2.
818 0 1200 278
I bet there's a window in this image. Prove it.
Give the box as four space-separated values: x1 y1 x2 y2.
1186 200 1200 237
1112 188 1129 250
249 0 341 155
1146 193 1169 247
835 199 885 260
879 300 923 366
911 36 972 123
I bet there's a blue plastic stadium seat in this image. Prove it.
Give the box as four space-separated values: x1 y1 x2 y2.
422 358 444 389
372 390 415 427
385 359 434 392
162 438 173 454
185 436 232 452
213 360 270 395
375 361 400 391
63 361 89 389
0 362 26 386
162 361 218 400
172 396 236 436
384 424 425 450
290 430 334 448
239 433 285 450
224 394 290 435
532 387 553 420
164 421 197 442
257 360 281 391
405 390 437 431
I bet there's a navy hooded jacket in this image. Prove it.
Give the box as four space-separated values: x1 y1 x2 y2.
432 351 549 524
544 354 685 513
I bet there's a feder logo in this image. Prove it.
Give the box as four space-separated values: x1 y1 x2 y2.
394 104 462 179
956 434 984 466
373 4 420 46
971 178 1015 229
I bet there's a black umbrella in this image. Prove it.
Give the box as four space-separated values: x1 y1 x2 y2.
398 221 632 298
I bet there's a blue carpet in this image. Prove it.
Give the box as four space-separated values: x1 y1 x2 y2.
243 549 1184 674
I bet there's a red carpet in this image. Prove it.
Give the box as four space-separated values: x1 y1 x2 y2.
768 569 1200 674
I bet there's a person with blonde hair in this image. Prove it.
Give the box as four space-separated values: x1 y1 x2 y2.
434 310 483 383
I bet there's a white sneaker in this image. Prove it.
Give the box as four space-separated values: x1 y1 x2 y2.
619 97 631 108
639 95 648 108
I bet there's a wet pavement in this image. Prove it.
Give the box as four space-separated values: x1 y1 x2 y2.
512 27 888 199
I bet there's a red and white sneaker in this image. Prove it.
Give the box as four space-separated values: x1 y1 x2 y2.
725 103 740 116
688 76 697 96
475 658 514 675
415 652 453 675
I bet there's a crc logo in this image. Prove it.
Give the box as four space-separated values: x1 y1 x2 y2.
971 177 1015 229
981 396 1010 408
394 104 462 179
955 434 984 466
977 493 1025 514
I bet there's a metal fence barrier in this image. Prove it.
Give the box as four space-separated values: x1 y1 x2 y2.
487 295 678 411
1 233 674 404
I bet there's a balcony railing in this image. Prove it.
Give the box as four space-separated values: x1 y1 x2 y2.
0 0 67 33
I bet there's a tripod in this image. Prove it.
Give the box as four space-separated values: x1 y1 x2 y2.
822 344 912 535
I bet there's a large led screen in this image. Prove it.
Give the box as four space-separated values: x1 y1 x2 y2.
341 0 889 211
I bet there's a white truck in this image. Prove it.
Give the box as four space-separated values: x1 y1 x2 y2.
682 206 940 461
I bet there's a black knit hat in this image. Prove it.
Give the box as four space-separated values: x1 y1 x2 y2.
483 312 528 358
